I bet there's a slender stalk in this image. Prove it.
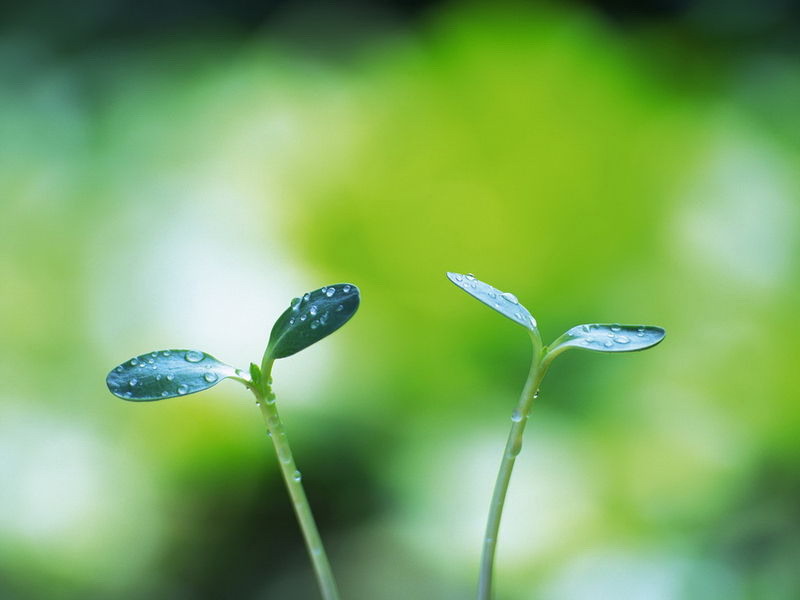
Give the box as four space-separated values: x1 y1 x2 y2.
477 338 550 600
251 361 340 600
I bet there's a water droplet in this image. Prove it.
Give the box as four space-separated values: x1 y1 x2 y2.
465 273 475 280
501 292 518 304
310 320 319 330
585 337 595 344
162 350 171 356
309 305 318 316
533 390 540 399
150 352 157 358
303 293 311 302
115 366 123 373
452 273 463 282
185 350 203 363
293 470 302 481
166 375 174 382
607 332 615 337
291 297 301 311
130 358 139 366
325 288 335 298
151 364 157 370
129 378 138 387
529 315 537 327
124 392 132 398
515 312 523 320
147 358 155 364
156 374 162 381
343 285 351 293
581 325 591 333
637 326 646 337
300 314 307 322
289 318 295 325
336 304 344 311
511 410 523 422
177 384 189 395
204 372 218 383
615 336 630 344
611 324 621 332
161 391 168 397
604 340 614 348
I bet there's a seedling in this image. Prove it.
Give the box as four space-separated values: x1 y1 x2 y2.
106 283 360 600
446 272 665 600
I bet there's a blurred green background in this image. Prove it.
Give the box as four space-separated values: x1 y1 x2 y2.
2 1 799 598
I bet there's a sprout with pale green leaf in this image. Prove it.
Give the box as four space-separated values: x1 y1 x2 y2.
106 283 360 600
446 271 665 600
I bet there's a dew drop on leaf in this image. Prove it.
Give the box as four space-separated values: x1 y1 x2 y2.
177 384 189 395
185 350 204 363
325 288 335 297
501 292 518 304
204 372 218 383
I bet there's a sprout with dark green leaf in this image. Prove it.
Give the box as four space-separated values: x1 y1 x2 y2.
447 272 665 600
105 283 360 600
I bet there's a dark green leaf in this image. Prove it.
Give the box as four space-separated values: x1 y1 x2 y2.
266 283 360 359
548 324 665 356
446 272 537 331
106 349 240 401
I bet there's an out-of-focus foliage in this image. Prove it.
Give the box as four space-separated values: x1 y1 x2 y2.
1 2 799 599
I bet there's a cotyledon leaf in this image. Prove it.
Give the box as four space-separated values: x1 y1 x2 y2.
547 324 666 358
266 283 360 359
106 349 242 401
446 272 537 331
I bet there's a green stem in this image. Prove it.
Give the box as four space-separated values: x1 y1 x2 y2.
251 361 341 600
477 339 549 600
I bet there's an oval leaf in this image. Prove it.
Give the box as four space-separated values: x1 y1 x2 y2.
106 349 239 401
446 272 537 331
549 324 665 355
266 283 360 359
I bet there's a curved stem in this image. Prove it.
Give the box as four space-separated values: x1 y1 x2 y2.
477 340 549 600
252 361 341 600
